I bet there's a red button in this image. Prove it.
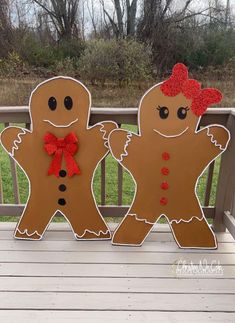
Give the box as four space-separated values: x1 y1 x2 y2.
161 167 169 175
160 197 168 205
162 152 170 161
161 181 169 190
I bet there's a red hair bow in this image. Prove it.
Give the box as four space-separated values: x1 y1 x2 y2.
44 132 81 177
160 63 222 116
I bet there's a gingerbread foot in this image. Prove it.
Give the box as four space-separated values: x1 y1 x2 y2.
14 228 42 240
170 217 217 249
112 214 154 246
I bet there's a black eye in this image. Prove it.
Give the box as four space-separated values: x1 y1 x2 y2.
177 107 189 120
48 97 57 111
157 106 169 119
64 96 73 110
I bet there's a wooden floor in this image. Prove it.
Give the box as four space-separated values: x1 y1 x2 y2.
0 222 234 322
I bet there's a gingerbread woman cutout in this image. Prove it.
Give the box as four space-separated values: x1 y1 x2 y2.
0 77 117 240
108 63 230 249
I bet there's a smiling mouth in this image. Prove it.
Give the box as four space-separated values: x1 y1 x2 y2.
43 118 78 128
153 127 189 138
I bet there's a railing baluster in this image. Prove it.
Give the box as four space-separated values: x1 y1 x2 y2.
117 123 123 206
101 158 106 205
204 161 215 206
118 164 123 205
0 164 3 203
214 114 235 231
4 123 20 204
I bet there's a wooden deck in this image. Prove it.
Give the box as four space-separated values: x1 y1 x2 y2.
0 222 234 322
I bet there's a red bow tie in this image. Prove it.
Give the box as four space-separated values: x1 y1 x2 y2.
44 132 81 177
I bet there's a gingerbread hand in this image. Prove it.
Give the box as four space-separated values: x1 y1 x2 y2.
197 125 230 162
88 121 117 151
108 129 139 168
206 125 230 151
98 121 118 148
0 126 31 164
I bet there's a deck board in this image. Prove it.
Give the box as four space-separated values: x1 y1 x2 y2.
0 222 234 322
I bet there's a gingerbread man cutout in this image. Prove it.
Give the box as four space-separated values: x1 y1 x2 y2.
0 77 117 240
108 63 230 248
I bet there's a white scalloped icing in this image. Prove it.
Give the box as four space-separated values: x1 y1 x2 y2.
207 128 225 151
75 228 110 239
129 213 204 225
119 132 132 162
11 129 27 157
169 215 204 224
99 123 109 148
129 213 155 225
16 228 42 238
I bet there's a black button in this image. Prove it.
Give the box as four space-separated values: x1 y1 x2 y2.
59 184 66 192
59 170 67 177
58 198 66 206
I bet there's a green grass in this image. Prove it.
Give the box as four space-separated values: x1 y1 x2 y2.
0 123 220 222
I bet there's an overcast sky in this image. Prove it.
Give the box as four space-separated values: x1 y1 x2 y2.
11 0 235 35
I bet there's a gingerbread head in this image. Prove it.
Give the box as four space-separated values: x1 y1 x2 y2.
139 63 223 137
29 77 91 132
109 63 230 249
0 76 117 240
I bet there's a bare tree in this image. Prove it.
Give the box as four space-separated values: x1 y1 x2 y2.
126 0 138 36
87 0 98 37
137 0 232 73
32 0 80 40
0 0 12 57
100 0 138 39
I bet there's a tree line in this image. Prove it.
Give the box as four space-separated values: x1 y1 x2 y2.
0 0 234 82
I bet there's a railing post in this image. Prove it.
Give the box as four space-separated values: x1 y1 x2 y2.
213 113 235 231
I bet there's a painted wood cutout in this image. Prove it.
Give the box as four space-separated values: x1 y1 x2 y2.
0 77 117 240
108 63 230 249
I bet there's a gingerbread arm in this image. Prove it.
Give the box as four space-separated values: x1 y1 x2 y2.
108 129 140 169
0 126 31 164
196 125 230 161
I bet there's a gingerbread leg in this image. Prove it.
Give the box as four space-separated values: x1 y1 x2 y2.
64 199 111 240
112 213 155 246
14 197 54 240
169 217 217 249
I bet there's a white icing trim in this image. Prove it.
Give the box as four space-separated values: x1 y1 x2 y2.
119 132 132 162
99 123 109 148
75 229 110 239
0 76 117 241
110 80 231 249
11 129 27 157
14 209 111 241
169 215 204 224
207 127 225 150
129 213 155 225
153 126 189 138
43 118 78 128
128 213 204 225
16 228 42 238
